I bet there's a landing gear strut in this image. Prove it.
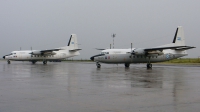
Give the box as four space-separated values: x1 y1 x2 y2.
43 61 47 65
7 60 10 64
96 62 101 68
125 63 130 68
146 56 152 69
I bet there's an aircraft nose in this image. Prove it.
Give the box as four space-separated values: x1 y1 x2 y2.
3 56 5 59
90 56 94 61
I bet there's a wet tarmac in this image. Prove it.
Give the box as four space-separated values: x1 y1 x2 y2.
0 61 200 112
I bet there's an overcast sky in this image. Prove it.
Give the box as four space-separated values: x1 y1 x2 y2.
0 0 199 59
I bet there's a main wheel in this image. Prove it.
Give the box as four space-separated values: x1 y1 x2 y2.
32 61 36 64
125 63 130 68
147 63 152 68
43 61 47 65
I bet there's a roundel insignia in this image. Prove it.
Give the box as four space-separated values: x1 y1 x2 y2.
166 54 170 59
177 37 181 40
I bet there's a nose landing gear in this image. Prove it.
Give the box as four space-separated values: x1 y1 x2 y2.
96 62 101 68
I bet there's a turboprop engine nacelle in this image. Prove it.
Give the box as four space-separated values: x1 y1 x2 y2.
132 48 146 55
30 51 56 55
43 52 56 55
148 50 164 55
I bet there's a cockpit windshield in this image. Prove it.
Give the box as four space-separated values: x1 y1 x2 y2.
10 53 16 55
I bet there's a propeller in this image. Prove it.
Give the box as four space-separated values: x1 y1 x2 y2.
130 43 136 55
30 46 33 56
130 43 135 58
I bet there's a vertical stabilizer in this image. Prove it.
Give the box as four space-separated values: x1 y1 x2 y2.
67 34 78 50
172 26 185 46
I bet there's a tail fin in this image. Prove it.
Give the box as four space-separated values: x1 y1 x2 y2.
172 26 185 46
68 34 78 49
67 34 82 51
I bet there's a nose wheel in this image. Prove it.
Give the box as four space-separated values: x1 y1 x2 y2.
7 60 10 64
96 62 101 68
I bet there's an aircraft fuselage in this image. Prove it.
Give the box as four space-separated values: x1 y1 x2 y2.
92 49 187 64
4 50 79 61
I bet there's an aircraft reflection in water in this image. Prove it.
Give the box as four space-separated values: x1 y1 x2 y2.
90 26 195 69
3 34 81 64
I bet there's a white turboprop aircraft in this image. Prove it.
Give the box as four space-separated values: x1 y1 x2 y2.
3 34 81 64
90 26 195 68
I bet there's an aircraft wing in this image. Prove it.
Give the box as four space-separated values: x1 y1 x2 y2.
40 48 62 52
144 46 195 51
175 46 196 50
30 48 63 55
95 48 106 50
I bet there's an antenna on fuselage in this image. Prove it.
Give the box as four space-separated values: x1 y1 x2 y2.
111 34 116 49
110 44 111 49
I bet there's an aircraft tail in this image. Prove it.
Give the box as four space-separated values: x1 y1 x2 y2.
67 34 81 51
172 26 185 46
68 34 78 48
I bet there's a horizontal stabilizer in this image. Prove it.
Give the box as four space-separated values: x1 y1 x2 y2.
69 49 82 52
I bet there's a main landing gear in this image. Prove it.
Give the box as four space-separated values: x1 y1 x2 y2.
96 62 101 68
43 61 47 65
7 60 10 64
125 63 130 68
32 61 37 64
147 63 152 69
146 56 152 69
